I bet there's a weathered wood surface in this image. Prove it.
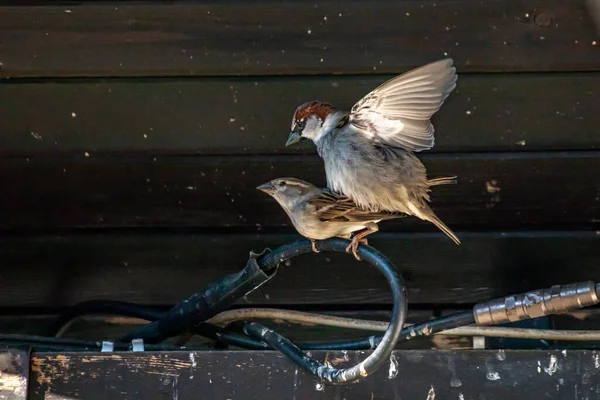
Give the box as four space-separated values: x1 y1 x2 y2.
1 73 598 155
0 350 29 400
29 350 600 399
1 0 598 78
0 152 597 230
0 232 597 307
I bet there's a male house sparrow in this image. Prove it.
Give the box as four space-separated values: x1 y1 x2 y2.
257 177 406 260
285 58 460 245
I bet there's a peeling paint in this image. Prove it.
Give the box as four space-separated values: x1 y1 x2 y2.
315 383 324 392
388 355 399 379
594 352 599 369
426 386 436 400
496 350 506 361
544 355 558 376
537 360 542 373
486 372 501 381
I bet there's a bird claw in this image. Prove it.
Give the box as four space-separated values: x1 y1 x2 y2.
311 240 320 253
345 237 368 261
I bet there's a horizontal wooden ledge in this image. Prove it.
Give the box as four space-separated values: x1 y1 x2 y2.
0 152 597 230
0 231 598 307
1 72 598 154
30 350 600 399
0 0 598 78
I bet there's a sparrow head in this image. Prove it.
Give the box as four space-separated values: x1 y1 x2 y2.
257 177 316 207
286 101 336 146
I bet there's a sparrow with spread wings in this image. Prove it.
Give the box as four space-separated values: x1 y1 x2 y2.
285 58 460 245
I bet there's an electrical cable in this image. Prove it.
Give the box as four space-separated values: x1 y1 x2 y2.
233 238 407 383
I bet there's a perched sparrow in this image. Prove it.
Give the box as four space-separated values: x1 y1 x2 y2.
285 58 461 245
257 177 406 260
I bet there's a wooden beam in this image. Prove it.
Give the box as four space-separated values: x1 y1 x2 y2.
0 0 598 77
0 231 597 307
1 73 598 155
29 350 600 399
0 152 597 230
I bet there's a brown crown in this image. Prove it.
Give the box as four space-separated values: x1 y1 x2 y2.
294 101 335 122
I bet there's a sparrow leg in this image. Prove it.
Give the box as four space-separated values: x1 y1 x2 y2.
346 224 379 261
311 239 320 253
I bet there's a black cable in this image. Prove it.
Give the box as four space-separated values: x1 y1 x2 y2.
0 334 209 352
239 238 407 383
120 247 278 344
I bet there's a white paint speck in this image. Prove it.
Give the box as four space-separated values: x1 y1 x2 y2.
544 355 558 376
229 118 236 123
30 132 42 140
315 383 324 391
496 349 506 361
426 386 436 400
594 352 599 368
307 29 312 34
84 152 90 157
537 360 542 373
561 350 567 357
71 112 77 118
388 355 398 379
486 372 501 381
406 12 410 16
516 140 526 146
593 41 597 46
525 13 530 17
465 110 472 115
189 352 197 367
65 9 72 13
458 394 465 400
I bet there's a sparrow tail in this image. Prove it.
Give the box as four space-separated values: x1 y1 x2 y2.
421 207 461 245
428 176 457 187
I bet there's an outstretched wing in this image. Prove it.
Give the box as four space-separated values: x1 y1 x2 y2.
308 189 405 223
348 58 457 152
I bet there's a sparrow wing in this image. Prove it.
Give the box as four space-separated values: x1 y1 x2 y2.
348 58 457 152
309 190 405 223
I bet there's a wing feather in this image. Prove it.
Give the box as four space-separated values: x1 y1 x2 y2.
309 189 405 223
349 58 457 152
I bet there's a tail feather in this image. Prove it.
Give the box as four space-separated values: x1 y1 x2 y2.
421 207 461 245
428 176 457 187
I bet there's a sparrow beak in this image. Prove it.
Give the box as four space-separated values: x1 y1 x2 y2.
285 131 302 147
256 182 275 195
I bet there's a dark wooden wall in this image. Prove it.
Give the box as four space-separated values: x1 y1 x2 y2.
0 0 598 318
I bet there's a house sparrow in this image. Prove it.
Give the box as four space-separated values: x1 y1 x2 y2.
285 58 461 245
257 177 406 260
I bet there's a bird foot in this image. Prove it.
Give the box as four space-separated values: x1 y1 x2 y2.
311 240 320 253
345 237 368 261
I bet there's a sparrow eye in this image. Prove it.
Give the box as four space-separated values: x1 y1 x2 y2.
278 181 287 187
297 120 306 130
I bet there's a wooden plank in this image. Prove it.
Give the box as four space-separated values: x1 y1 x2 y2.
0 350 29 400
0 231 597 307
0 0 598 78
29 350 600 399
0 152 597 230
1 73 598 155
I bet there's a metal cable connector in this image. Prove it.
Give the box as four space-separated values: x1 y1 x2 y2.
474 281 599 325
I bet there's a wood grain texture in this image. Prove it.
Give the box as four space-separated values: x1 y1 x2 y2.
0 152 597 230
0 231 597 307
30 350 600 399
1 0 598 78
1 73 598 155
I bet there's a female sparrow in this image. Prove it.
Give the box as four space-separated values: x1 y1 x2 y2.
285 58 460 245
257 177 406 260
